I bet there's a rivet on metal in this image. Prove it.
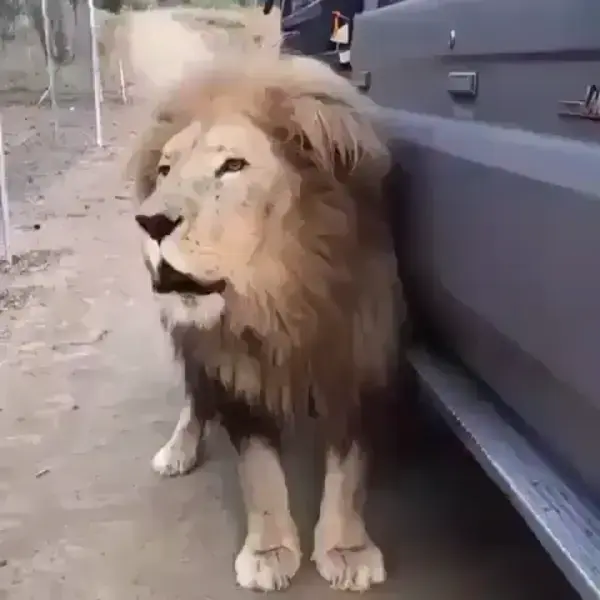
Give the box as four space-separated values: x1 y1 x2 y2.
449 29 456 50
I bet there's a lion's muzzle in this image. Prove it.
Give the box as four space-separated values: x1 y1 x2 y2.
135 212 226 297
153 259 226 297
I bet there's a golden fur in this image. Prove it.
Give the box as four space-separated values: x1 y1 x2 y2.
129 50 404 437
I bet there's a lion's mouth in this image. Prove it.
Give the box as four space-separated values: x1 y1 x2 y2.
152 259 226 296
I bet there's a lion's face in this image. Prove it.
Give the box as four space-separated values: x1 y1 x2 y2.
136 112 297 330
131 52 394 344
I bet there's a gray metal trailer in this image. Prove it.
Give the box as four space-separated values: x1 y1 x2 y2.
351 0 600 597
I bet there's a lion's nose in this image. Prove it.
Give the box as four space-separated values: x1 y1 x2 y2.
135 214 182 242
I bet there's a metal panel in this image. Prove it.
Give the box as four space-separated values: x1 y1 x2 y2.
352 0 600 525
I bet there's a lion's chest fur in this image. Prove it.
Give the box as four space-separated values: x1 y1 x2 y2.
170 320 313 417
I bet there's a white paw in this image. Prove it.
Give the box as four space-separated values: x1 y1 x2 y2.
151 438 199 477
235 543 301 591
312 543 386 592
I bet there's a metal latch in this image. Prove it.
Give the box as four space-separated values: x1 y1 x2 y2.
351 71 372 93
559 84 600 121
447 72 478 98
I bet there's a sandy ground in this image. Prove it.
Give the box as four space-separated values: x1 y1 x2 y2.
0 95 582 600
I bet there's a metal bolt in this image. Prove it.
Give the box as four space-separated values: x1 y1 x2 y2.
449 29 456 50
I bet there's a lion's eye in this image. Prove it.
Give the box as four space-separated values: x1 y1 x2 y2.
216 157 249 177
157 164 170 177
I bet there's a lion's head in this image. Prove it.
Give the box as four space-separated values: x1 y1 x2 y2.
129 51 402 403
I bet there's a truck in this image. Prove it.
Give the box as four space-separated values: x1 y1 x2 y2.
347 0 600 598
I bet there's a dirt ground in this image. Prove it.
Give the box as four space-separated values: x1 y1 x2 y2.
0 20 580 600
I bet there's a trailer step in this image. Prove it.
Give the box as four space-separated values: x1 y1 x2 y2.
409 348 600 600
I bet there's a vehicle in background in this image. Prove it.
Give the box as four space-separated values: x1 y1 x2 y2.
350 0 600 598
263 0 367 70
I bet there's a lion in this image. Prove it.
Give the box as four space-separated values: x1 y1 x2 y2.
127 49 405 592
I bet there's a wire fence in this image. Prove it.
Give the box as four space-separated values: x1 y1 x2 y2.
0 0 104 262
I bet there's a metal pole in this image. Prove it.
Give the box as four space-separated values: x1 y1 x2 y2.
41 0 59 136
0 115 11 263
118 60 127 104
87 0 103 146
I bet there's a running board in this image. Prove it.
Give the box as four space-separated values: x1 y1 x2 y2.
408 348 600 600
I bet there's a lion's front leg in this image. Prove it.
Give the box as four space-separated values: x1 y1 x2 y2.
220 402 301 591
312 442 386 592
152 402 206 477
152 324 215 477
234 437 302 591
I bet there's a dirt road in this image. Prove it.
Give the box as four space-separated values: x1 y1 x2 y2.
0 103 578 600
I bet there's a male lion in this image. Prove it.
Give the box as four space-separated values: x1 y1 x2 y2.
129 50 405 592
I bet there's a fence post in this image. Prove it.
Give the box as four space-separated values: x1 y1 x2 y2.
0 115 11 263
87 0 104 146
41 0 59 135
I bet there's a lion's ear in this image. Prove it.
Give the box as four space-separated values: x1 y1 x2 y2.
288 93 390 181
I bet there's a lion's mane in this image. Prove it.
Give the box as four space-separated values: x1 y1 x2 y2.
129 50 404 451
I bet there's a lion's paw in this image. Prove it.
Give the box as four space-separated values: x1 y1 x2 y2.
235 543 301 591
312 543 386 592
151 437 199 477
